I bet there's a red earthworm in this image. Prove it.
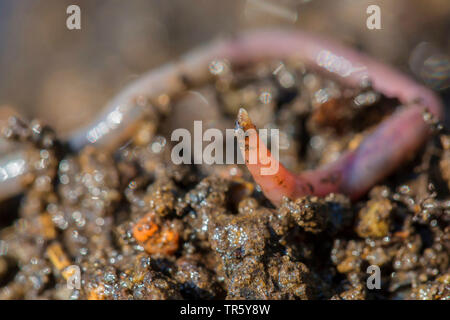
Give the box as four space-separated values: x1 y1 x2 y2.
0 29 443 203
237 106 431 206
67 29 442 152
228 31 443 206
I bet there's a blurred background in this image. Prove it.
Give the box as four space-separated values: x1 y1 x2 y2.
0 0 449 136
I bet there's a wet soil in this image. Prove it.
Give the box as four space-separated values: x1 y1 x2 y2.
0 59 448 300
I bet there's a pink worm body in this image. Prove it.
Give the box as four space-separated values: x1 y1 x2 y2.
225 31 443 205
0 30 443 204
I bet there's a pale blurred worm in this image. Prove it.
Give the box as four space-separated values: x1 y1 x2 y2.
0 29 443 204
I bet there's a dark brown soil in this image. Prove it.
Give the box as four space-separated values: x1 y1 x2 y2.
0 59 448 300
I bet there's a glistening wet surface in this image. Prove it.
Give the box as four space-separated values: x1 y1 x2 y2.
0 59 448 300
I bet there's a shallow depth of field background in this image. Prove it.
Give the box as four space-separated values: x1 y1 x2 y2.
0 0 449 136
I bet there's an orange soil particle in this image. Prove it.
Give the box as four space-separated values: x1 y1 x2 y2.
132 212 179 255
87 285 107 300
132 212 159 242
